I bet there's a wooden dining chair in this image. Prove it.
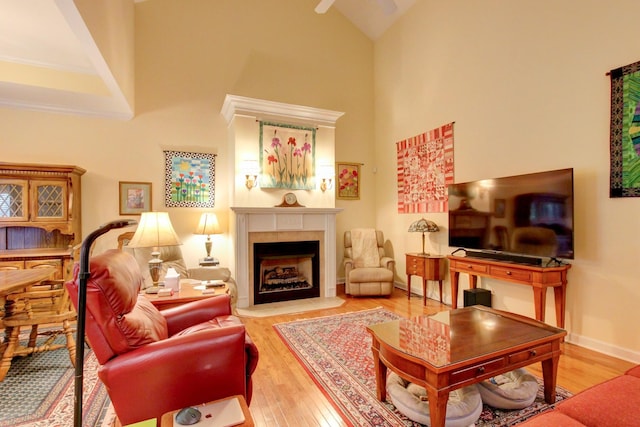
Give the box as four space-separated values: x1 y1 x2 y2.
0 279 76 381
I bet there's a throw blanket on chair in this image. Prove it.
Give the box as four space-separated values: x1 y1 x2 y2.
351 229 380 268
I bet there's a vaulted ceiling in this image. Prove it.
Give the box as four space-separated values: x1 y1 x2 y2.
0 0 415 119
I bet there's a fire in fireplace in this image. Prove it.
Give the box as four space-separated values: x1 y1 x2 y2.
253 240 320 304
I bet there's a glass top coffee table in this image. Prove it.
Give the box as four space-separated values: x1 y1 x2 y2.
367 305 567 427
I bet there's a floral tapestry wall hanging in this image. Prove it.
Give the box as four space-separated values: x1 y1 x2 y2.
259 121 316 189
396 122 454 213
164 150 216 207
609 60 640 197
336 162 361 200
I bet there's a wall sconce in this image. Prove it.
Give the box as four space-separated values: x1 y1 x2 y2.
242 160 259 190
318 164 334 192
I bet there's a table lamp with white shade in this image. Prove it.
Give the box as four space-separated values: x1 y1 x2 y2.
127 211 182 294
194 212 222 264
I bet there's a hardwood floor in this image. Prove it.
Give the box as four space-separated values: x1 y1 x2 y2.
110 285 635 426
242 285 636 426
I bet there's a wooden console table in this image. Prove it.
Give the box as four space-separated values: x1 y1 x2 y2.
405 253 446 304
447 255 571 328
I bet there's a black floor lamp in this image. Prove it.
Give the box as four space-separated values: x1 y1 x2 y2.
73 219 137 427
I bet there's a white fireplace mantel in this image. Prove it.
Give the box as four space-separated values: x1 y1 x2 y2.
231 207 343 308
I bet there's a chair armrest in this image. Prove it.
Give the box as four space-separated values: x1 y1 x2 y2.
343 257 354 287
161 294 232 336
99 325 248 424
187 266 231 281
380 257 395 270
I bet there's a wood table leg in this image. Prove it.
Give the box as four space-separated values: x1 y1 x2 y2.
450 271 459 309
541 354 560 404
438 280 443 303
422 278 427 305
407 275 411 300
426 386 448 427
532 286 547 322
372 347 387 401
553 283 566 329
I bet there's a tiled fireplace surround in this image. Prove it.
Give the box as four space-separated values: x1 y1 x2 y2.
231 207 342 308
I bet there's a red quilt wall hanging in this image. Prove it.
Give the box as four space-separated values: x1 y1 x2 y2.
396 122 454 213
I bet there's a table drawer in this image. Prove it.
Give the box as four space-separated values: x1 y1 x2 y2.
406 256 425 275
490 266 532 282
455 262 489 274
449 357 505 384
0 260 25 270
508 343 552 364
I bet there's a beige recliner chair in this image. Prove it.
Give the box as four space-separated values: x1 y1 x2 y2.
343 229 395 296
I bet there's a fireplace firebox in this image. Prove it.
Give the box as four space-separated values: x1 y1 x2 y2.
253 240 320 304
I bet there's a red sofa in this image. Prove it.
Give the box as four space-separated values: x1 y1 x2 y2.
520 364 640 426
66 249 259 425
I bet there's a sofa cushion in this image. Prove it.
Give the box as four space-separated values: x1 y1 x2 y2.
625 364 640 378
518 410 586 426
556 374 640 426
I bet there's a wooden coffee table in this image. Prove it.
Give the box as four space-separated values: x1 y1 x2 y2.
367 305 566 427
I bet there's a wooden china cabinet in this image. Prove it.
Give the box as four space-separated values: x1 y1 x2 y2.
0 162 85 280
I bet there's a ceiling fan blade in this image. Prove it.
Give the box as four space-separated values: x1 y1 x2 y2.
315 0 336 14
376 0 398 15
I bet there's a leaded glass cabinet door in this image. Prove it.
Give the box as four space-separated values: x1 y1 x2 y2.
29 179 68 222
0 179 28 222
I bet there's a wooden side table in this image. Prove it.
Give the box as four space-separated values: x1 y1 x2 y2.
160 395 254 426
405 253 446 305
143 279 229 310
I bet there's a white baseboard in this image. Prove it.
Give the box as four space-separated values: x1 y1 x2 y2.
566 332 640 364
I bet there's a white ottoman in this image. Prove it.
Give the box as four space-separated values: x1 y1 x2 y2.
387 372 482 427
477 368 539 409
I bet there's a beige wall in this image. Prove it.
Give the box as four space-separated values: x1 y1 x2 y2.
374 0 640 361
0 0 375 272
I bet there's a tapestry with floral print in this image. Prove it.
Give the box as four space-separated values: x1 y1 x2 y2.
396 122 454 213
259 121 316 190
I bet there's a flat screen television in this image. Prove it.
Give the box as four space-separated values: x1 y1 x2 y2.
447 168 574 264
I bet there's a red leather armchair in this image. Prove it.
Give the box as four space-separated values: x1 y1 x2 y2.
65 249 259 425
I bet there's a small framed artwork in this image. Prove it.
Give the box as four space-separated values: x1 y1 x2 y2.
494 198 506 218
164 150 216 207
119 181 152 215
336 162 361 200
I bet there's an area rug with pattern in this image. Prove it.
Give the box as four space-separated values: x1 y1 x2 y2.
0 335 112 427
274 308 573 426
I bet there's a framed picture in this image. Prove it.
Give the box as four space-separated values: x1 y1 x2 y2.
164 150 216 207
494 198 506 218
119 181 152 215
259 121 316 189
336 162 361 200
